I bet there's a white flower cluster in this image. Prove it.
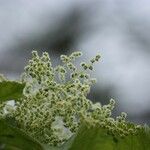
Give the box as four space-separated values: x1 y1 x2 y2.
2 51 141 146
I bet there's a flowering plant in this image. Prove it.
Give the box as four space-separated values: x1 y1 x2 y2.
0 51 149 150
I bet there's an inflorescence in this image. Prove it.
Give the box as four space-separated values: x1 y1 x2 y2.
0 51 141 146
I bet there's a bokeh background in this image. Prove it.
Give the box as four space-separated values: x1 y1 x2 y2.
0 0 149 124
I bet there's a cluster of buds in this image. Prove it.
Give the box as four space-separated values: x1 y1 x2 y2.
80 54 100 71
2 51 141 146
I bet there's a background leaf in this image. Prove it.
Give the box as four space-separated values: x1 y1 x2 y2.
0 119 44 150
0 81 25 102
69 124 150 150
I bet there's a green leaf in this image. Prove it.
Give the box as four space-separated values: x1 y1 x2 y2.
42 145 61 150
0 81 25 102
69 124 150 150
0 119 44 150
69 125 115 150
